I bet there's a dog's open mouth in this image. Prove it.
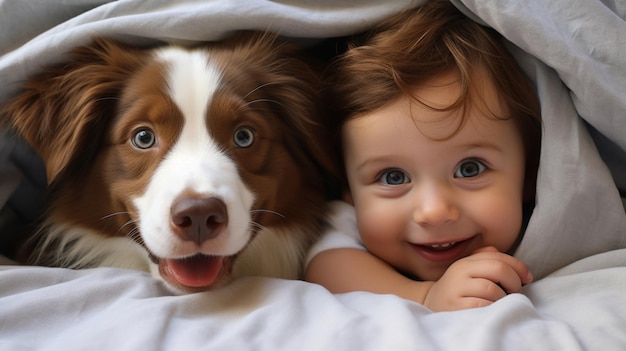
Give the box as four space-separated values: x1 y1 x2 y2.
157 254 231 292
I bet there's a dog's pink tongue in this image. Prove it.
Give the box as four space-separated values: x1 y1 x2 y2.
166 255 223 288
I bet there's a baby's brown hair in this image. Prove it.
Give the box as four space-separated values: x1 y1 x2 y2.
325 0 541 203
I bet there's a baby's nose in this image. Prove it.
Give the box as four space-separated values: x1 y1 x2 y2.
412 183 460 227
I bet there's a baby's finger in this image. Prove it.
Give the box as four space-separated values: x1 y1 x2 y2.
467 251 533 285
497 254 533 286
471 259 524 294
461 277 508 302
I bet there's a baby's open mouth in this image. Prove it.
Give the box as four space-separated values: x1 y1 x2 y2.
418 236 474 251
425 241 459 251
410 236 476 263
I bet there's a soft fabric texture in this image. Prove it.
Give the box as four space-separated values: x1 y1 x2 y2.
1 256 625 351
0 0 624 350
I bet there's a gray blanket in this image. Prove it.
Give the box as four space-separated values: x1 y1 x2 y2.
0 0 624 350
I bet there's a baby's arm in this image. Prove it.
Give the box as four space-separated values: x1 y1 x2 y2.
306 248 434 304
306 246 532 312
305 201 435 304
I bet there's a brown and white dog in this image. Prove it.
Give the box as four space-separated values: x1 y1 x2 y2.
1 32 337 293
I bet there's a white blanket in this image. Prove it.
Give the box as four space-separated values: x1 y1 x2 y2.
0 250 625 351
0 0 625 350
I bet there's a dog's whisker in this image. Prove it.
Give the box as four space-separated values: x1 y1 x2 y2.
100 212 139 237
116 219 139 236
250 209 285 218
249 221 266 232
249 221 278 238
100 212 131 220
126 227 142 242
95 96 121 103
242 82 276 100
237 98 283 111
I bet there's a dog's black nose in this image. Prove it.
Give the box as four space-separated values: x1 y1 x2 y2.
170 197 228 245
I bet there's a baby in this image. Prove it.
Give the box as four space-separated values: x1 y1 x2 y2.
306 0 542 312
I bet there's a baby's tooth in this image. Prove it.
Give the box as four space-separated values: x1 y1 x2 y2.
430 242 456 249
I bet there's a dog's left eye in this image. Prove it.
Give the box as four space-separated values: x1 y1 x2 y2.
132 129 156 149
233 127 254 148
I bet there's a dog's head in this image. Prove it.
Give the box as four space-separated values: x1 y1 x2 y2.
2 33 339 293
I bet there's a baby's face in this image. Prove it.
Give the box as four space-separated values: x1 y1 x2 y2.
342 70 526 281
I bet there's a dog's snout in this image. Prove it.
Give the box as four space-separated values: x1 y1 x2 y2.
171 197 228 245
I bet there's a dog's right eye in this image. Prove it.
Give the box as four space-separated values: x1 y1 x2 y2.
233 127 254 148
132 129 156 149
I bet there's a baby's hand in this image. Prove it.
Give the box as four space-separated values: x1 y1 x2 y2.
423 246 533 312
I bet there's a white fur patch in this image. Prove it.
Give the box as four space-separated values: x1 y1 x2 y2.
34 222 149 271
133 48 256 260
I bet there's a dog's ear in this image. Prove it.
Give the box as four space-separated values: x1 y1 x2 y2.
1 38 150 183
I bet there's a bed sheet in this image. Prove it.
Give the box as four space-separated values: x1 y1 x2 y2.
0 0 625 350
0 249 625 351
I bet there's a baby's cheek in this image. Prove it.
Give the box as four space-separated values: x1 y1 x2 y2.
483 200 523 252
357 216 386 245
357 207 399 248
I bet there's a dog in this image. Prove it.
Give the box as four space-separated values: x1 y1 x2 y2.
0 32 338 294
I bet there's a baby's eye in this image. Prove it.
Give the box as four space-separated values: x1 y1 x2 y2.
454 160 487 178
379 169 410 185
